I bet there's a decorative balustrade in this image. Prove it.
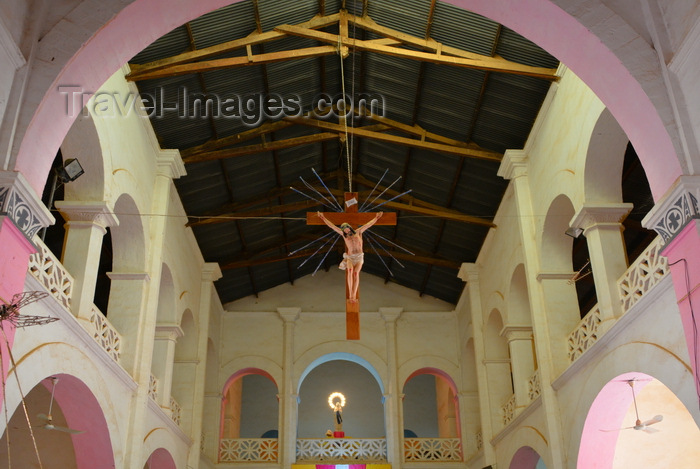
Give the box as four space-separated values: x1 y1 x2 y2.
148 374 158 401
28 238 73 310
219 438 278 462
567 305 602 363
169 396 181 426
87 304 121 362
618 236 669 313
501 394 516 426
404 438 462 462
528 370 541 402
296 438 387 462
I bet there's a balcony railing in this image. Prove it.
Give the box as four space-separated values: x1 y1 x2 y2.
28 237 73 309
219 438 278 462
296 438 387 462
568 236 670 364
169 396 182 426
28 237 123 362
404 438 462 462
528 370 541 402
501 394 516 426
567 305 604 363
148 373 158 401
87 304 122 362
618 236 669 313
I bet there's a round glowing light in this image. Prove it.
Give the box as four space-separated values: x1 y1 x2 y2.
328 392 346 409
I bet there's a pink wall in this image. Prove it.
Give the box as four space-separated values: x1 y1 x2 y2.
0 220 37 411
661 221 700 397
14 0 681 201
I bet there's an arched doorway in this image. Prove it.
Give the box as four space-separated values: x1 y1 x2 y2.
510 445 546 468
0 374 114 469
579 372 700 467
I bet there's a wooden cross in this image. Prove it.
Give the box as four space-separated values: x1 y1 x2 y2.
307 192 397 339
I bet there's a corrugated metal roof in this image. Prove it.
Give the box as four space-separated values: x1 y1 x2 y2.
130 0 559 305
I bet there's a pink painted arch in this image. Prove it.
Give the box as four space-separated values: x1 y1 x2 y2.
16 0 681 200
144 447 177 469
50 373 115 469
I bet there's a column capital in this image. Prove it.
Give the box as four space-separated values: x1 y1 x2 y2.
107 271 151 282
458 262 480 283
55 200 119 230
0 171 54 239
570 203 633 232
155 323 184 341
500 324 533 341
157 149 186 179
379 307 403 322
277 307 301 322
497 150 528 180
642 175 700 243
201 262 222 282
536 271 575 281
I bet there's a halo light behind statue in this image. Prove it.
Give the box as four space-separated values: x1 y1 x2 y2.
328 392 346 409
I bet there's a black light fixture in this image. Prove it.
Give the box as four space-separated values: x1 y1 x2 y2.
565 226 583 238
56 158 84 183
40 158 84 241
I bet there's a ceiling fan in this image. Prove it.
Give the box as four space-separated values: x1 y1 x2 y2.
602 378 663 433
36 377 84 434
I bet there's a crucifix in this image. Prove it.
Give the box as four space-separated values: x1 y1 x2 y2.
307 192 397 339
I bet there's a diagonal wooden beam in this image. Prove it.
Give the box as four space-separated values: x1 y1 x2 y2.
275 22 558 80
355 106 493 151
127 14 340 79
182 132 339 164
183 123 391 163
326 187 495 227
127 45 339 81
181 120 294 157
285 117 502 161
188 199 320 227
197 170 341 217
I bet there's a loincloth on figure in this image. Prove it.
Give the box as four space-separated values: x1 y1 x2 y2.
339 252 364 270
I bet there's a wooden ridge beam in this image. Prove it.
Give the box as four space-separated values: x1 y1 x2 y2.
219 246 460 270
285 117 502 161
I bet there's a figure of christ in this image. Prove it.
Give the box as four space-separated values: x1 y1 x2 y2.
317 211 383 302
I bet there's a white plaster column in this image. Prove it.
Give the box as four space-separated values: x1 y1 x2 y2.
570 204 633 319
380 306 403 465
457 263 495 463
56 201 118 319
457 391 480 458
118 150 186 469
497 151 565 468
202 392 223 462
536 272 581 377
187 262 222 469
501 325 535 408
278 307 300 467
152 324 183 408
